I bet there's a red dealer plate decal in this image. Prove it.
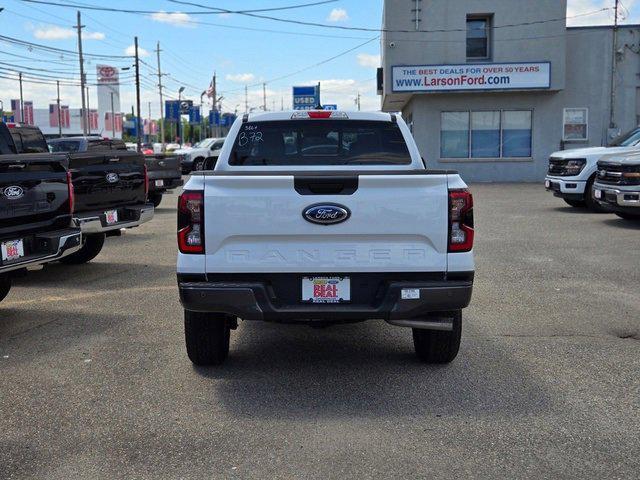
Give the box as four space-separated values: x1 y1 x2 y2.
302 276 350 304
1 239 25 263
105 210 118 225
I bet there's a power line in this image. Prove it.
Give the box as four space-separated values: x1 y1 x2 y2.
19 0 338 16
0 33 133 59
170 0 613 34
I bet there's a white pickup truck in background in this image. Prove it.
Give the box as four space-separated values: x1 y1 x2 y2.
545 127 640 210
176 111 475 366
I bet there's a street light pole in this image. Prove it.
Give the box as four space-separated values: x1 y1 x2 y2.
178 86 185 147
18 72 24 122
110 92 116 138
134 36 142 152
56 80 62 137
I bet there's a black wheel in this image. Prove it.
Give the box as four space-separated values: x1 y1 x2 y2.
412 310 462 364
193 158 204 171
564 199 586 208
615 212 640 220
59 233 105 265
184 310 231 366
584 175 605 212
150 192 163 208
0 274 11 303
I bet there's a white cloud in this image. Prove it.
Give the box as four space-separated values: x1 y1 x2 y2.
33 25 105 41
357 53 380 68
125 45 150 57
150 11 193 27
327 8 349 22
567 0 639 26
226 73 256 83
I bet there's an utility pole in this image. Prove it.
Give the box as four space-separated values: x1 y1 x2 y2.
86 86 91 134
75 11 87 135
134 36 142 152
18 72 24 122
155 41 165 147
245 85 248 114
148 101 152 143
355 91 361 111
262 83 267 111
110 92 116 138
609 0 620 130
56 80 62 137
281 96 284 111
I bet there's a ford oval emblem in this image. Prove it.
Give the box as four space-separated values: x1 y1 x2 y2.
106 173 119 183
303 204 350 225
3 185 24 200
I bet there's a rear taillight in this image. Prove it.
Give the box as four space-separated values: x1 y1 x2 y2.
178 190 204 254
66 171 74 214
448 189 474 252
143 164 149 200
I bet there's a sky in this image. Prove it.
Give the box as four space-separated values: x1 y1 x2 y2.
0 0 637 118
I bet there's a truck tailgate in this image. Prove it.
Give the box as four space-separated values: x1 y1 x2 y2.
0 154 71 237
145 154 181 180
70 150 146 212
203 173 449 273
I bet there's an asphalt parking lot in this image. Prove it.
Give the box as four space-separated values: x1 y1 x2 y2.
1 183 638 479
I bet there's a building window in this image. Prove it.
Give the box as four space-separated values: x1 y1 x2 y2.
441 110 532 159
563 108 588 141
441 112 470 158
466 16 491 59
471 111 500 157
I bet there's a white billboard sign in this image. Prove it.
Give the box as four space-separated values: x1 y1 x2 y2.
392 62 551 92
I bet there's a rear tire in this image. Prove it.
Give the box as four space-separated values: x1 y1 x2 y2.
564 199 586 208
615 212 640 220
0 274 11 303
412 310 462 364
150 192 163 208
60 233 105 265
184 310 231 366
193 158 204 171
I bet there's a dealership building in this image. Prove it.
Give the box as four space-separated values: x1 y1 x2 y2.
380 0 640 181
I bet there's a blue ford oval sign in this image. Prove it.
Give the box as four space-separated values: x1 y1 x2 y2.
303 204 350 225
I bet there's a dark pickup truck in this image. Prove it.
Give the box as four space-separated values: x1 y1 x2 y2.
13 129 154 264
0 124 82 303
141 154 182 207
50 137 182 207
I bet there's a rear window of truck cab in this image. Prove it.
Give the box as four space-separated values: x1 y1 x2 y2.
229 120 412 166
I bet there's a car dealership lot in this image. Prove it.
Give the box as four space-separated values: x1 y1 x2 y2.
0 184 638 479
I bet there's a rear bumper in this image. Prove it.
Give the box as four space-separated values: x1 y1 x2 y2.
148 176 183 192
544 176 586 199
593 183 640 209
178 274 473 323
0 228 82 274
74 203 155 233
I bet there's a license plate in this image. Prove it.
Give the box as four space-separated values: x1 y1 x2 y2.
1 239 25 263
302 276 350 303
105 210 118 225
545 180 550 189
155 179 164 187
594 189 602 199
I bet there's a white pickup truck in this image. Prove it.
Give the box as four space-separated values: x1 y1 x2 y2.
176 111 475 366
545 127 640 210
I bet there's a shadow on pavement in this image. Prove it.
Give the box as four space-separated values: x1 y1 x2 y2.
601 218 640 230
192 319 552 419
